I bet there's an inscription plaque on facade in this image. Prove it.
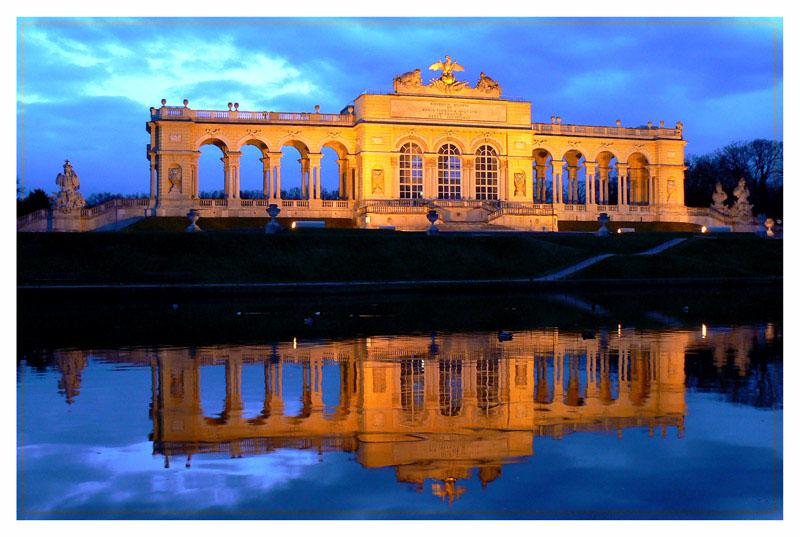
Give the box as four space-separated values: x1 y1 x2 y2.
390 99 507 123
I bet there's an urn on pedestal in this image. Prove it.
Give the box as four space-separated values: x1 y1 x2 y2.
265 204 283 233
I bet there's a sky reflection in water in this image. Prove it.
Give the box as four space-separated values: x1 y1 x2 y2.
17 300 782 519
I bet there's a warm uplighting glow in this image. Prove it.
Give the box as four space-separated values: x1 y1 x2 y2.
702 324 707 338
618 324 622 336
293 337 297 349
291 221 297 229
701 226 707 233
617 228 622 234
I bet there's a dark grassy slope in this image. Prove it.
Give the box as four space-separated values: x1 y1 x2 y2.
18 230 780 285
568 235 782 279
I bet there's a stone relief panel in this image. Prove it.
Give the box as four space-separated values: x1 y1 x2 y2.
371 168 385 195
514 171 526 197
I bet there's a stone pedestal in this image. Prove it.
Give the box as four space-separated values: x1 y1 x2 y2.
595 212 611 236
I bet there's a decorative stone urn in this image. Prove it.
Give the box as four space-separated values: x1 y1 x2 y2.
426 209 440 236
265 203 282 233
186 208 202 232
596 212 611 236
765 218 775 237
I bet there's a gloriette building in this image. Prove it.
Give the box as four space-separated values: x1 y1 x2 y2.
21 55 732 232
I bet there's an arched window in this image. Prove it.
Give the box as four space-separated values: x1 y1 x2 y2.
437 144 461 200
475 145 499 200
399 143 423 199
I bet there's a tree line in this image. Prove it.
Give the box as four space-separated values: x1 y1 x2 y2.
684 139 782 219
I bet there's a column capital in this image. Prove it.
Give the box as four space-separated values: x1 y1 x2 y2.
551 159 566 167
266 152 284 161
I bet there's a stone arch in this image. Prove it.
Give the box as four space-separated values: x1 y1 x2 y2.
561 149 587 204
531 141 558 159
431 133 468 155
469 134 504 155
236 137 270 156
627 152 651 205
559 145 589 162
394 133 429 153
623 146 655 164
319 136 355 156
277 135 313 157
195 135 232 154
591 148 623 164
532 148 554 203
320 139 350 160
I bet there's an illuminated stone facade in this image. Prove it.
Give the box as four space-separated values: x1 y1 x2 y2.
142 58 697 231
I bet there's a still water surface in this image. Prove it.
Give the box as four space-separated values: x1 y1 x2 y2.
17 290 782 519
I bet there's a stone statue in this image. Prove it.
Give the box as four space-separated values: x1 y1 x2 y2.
476 72 500 92
429 55 469 92
514 171 526 197
666 179 676 203
732 178 753 220
371 168 384 195
168 167 183 194
429 55 465 85
711 181 729 212
51 159 86 214
393 69 422 89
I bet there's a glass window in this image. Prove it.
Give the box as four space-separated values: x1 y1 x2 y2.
399 143 423 199
437 144 461 200
475 145 499 200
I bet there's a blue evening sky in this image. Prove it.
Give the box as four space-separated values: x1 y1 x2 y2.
16 18 783 196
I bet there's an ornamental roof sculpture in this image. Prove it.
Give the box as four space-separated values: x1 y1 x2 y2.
393 55 502 98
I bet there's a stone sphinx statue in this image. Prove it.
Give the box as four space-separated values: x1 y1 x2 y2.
476 72 501 92
711 181 729 212
51 159 86 214
732 178 753 220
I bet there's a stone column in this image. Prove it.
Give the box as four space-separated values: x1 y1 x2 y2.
260 157 271 198
266 152 283 199
308 153 323 200
598 166 611 204
584 161 597 205
298 157 309 199
462 157 475 200
221 156 232 199
224 152 241 199
616 163 629 206
566 165 579 203
535 163 547 202
337 158 348 199
191 152 200 199
551 160 565 204
648 165 658 205
149 152 157 200
498 159 508 201
424 156 437 199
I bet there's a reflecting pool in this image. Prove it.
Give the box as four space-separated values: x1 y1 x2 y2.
17 289 782 519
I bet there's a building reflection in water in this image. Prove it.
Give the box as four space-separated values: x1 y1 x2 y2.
50 325 778 503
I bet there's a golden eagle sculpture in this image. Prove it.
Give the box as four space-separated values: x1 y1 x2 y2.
428 55 465 85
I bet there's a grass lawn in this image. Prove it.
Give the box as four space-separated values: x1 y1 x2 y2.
567 234 782 279
18 223 781 285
